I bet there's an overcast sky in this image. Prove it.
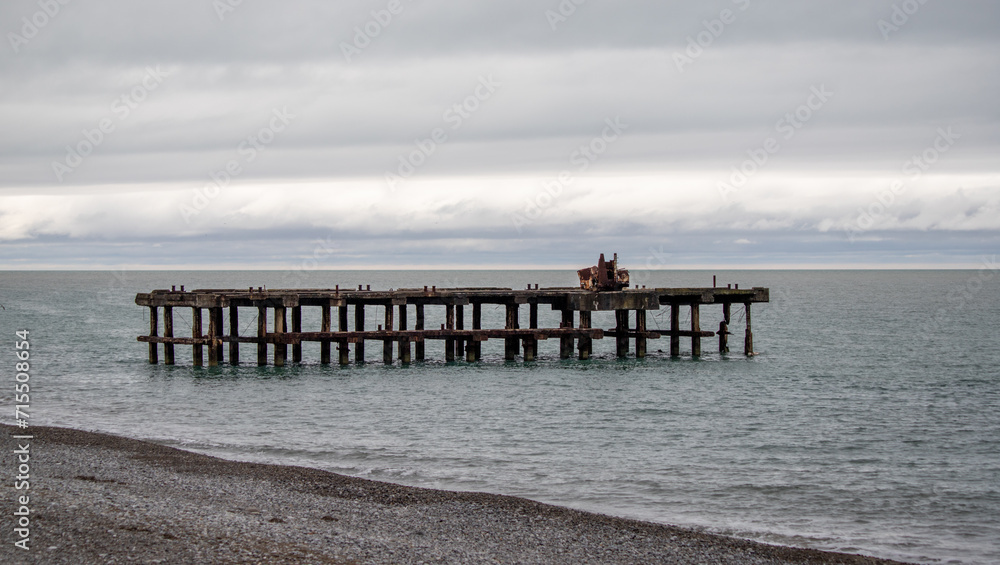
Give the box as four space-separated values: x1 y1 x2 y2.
1 0 997 269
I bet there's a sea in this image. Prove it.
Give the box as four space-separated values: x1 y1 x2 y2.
2 269 998 564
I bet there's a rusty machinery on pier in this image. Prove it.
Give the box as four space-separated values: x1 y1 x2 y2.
577 253 630 291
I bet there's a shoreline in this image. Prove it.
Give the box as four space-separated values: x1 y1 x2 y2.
2 424 914 564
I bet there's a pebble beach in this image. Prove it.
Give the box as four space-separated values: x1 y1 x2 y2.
1 424 913 564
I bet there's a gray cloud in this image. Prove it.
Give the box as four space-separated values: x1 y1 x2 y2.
1 0 998 267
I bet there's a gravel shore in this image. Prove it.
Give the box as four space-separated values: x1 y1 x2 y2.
2 424 912 564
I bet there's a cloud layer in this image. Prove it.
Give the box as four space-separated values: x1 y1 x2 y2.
1 0 998 267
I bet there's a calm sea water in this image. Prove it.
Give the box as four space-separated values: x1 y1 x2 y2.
2 269 998 564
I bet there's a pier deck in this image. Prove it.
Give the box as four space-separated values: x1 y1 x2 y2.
136 285 768 366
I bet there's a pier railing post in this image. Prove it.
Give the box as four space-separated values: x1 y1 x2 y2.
415 304 425 361
163 306 174 365
274 305 287 367
670 303 680 357
635 309 647 358
148 306 158 364
192 308 203 367
257 306 267 366
229 306 239 365
578 311 592 360
321 304 331 364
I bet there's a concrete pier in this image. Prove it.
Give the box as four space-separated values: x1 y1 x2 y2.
138 285 769 366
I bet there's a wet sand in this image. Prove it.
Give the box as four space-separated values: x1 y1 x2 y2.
1 424 912 564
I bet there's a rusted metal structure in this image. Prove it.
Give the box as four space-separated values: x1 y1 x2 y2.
137 274 769 367
577 253 630 291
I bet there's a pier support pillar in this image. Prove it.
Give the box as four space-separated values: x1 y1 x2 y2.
292 306 302 363
148 306 158 364
214 308 225 365
615 309 629 358
670 303 680 357
691 304 701 357
257 306 267 366
163 306 174 365
274 306 287 367
415 304 425 361
354 304 365 364
720 302 731 354
400 338 411 364
523 337 536 361
383 304 394 365
635 309 647 358
505 304 519 360
338 306 349 365
398 304 410 364
192 308 203 367
467 337 478 362
578 311 592 360
320 305 331 364
472 303 482 361
456 305 466 361
445 304 455 362
744 302 754 356
560 308 574 359
208 307 220 367
229 306 240 365
522 303 537 362
524 303 538 362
